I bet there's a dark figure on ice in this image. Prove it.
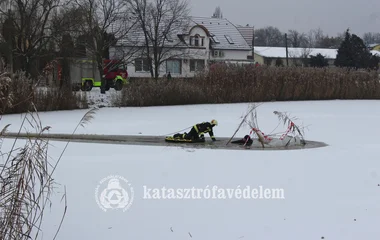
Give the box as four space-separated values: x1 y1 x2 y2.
174 120 218 142
231 135 253 146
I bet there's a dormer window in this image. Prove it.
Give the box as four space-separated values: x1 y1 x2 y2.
190 34 204 47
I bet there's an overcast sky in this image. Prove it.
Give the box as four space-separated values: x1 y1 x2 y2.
187 0 380 37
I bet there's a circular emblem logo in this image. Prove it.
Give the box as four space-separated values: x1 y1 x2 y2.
95 175 134 212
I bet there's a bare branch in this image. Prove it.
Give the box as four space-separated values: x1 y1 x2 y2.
125 0 191 78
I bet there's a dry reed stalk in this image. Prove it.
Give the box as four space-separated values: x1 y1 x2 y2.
0 66 96 239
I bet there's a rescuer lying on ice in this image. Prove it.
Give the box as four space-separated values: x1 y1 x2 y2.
173 120 218 142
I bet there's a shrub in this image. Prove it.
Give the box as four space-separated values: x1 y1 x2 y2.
114 64 380 107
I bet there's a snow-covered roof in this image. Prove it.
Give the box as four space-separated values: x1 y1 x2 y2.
254 47 338 59
190 17 251 51
236 26 254 46
254 47 380 60
110 15 251 51
110 15 189 48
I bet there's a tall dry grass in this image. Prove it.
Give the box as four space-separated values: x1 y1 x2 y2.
0 64 94 239
0 107 98 239
115 64 380 106
0 70 88 115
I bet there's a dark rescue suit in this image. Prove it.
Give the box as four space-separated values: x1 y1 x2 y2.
231 135 253 146
185 122 216 141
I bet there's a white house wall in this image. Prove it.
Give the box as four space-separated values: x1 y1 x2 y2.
112 48 252 78
210 49 251 62
111 47 209 78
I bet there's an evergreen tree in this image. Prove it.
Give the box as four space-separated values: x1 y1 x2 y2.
309 53 329 67
334 29 379 69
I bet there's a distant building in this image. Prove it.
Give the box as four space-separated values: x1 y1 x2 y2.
253 46 380 67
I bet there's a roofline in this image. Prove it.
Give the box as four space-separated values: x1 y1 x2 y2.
253 46 339 51
258 56 335 60
212 48 252 51
188 24 211 36
113 44 250 51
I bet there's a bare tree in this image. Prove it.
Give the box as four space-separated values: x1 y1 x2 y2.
287 29 309 48
71 0 139 92
211 6 223 18
0 0 63 77
127 0 191 79
363 32 380 45
254 26 284 47
300 47 312 66
48 7 85 88
50 5 87 48
315 35 342 48
287 47 312 67
307 28 324 48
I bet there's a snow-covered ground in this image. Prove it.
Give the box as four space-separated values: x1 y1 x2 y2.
1 100 380 240
76 88 122 108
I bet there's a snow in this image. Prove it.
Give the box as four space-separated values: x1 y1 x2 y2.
1 100 380 240
371 50 380 56
254 47 380 59
254 46 339 59
76 88 122 108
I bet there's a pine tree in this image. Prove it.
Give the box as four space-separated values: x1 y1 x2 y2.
309 53 329 67
334 29 379 69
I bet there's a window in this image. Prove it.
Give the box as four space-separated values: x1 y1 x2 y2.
135 59 150 72
224 35 234 44
190 34 204 46
194 34 200 46
213 50 224 57
190 59 205 72
166 59 181 74
211 34 220 44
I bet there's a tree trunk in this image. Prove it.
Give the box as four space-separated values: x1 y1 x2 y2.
148 56 154 78
7 42 13 76
154 60 159 80
96 55 105 94
64 57 72 89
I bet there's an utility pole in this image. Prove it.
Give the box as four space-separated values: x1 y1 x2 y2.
285 33 289 66
251 26 255 63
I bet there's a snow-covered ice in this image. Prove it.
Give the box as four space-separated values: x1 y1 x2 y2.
1 99 380 240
